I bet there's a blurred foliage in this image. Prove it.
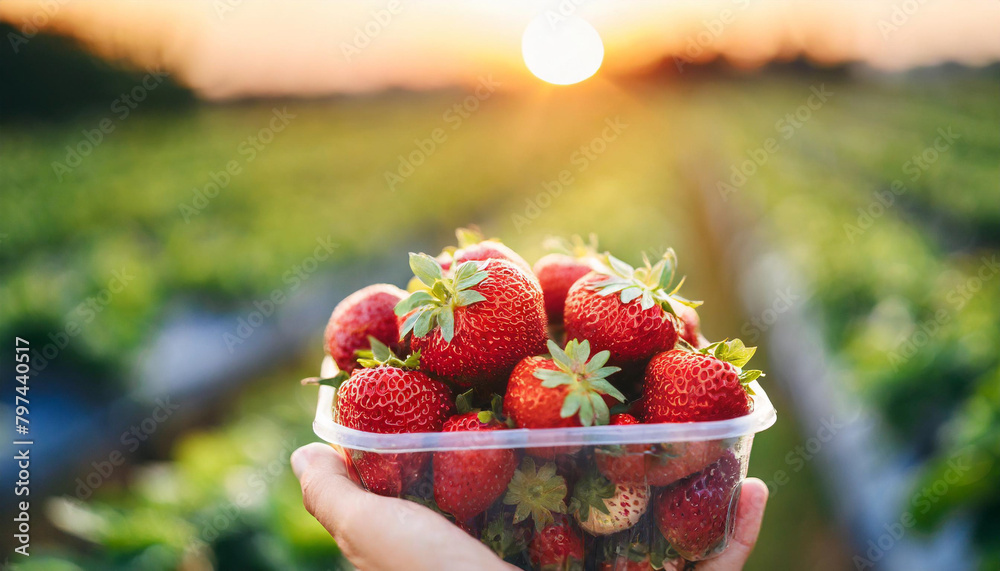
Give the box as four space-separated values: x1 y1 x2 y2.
2 68 998 568
704 72 1000 566
16 364 346 571
0 22 194 121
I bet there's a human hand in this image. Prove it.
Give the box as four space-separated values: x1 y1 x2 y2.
292 442 768 571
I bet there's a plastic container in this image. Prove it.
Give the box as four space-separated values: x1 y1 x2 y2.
312 356 776 569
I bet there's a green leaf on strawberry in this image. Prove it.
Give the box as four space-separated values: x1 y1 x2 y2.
589 248 702 314
355 336 420 369
481 515 529 560
649 532 682 569
689 338 765 394
532 339 625 426
395 253 489 343
299 370 349 388
543 233 601 259
569 471 615 523
503 457 568 531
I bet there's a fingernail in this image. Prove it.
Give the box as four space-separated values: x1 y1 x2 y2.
291 446 314 479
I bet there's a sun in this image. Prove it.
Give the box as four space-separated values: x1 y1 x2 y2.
521 15 604 86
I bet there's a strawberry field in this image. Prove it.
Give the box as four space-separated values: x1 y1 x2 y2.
2 68 998 569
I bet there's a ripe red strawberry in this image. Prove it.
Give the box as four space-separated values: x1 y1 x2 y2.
564 250 700 366
322 340 454 496
643 339 763 423
571 471 649 535
451 226 532 274
324 284 406 372
396 254 548 387
644 440 727 487
532 234 603 324
654 452 743 559
595 414 649 485
505 339 626 429
433 405 517 522
529 519 585 571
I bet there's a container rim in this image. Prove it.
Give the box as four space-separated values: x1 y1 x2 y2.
312 356 777 453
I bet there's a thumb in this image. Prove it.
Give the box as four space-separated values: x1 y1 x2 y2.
291 443 514 571
291 443 372 542
698 477 769 571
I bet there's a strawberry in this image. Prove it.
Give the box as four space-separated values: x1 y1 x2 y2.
505 339 626 429
533 234 603 324
451 226 532 274
644 440 727 487
595 414 649 485
433 396 517 522
324 284 406 372
571 471 649 535
654 452 743 559
668 298 707 348
643 339 764 423
396 254 548 387
563 250 700 366
318 339 454 496
503 457 569 531
529 519 585 571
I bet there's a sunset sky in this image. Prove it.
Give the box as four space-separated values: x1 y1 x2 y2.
3 0 1000 99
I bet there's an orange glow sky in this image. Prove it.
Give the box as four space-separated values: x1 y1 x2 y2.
2 0 1000 99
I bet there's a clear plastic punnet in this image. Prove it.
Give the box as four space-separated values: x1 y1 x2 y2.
312 356 777 569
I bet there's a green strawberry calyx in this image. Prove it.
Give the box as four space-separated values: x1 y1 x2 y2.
300 371 349 389
301 336 419 389
589 248 702 315
455 390 514 428
680 337 765 394
481 516 528 560
533 339 625 427
455 225 488 248
543 233 601 261
395 253 489 343
569 471 615 523
503 457 568 532
355 336 421 369
649 532 682 569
